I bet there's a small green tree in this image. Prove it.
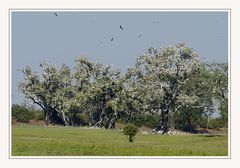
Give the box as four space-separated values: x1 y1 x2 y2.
123 124 138 142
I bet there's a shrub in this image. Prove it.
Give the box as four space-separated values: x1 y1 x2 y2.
122 124 138 142
129 114 160 128
76 113 91 126
12 104 34 123
209 118 225 129
33 110 44 121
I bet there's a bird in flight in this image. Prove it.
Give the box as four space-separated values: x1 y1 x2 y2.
54 13 58 16
120 25 124 30
138 35 142 38
110 37 114 42
152 21 160 24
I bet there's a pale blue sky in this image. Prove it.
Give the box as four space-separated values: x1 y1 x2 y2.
11 11 228 104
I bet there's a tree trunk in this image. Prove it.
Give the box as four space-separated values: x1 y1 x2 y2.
45 107 65 125
169 110 175 131
129 135 133 142
43 109 50 125
94 111 105 127
206 111 210 129
155 104 170 134
160 109 169 134
108 113 117 129
125 102 134 123
93 104 105 127
61 112 69 126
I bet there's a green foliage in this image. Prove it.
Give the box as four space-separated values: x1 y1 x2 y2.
12 104 33 123
123 124 138 142
174 107 205 132
11 104 44 123
76 113 91 126
219 100 228 128
208 117 227 129
128 114 160 128
32 109 44 121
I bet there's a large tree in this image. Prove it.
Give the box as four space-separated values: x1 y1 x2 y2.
127 43 204 133
18 57 123 128
18 62 75 126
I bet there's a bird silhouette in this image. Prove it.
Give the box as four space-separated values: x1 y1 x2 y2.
120 25 124 30
110 37 113 42
138 35 142 38
54 13 57 16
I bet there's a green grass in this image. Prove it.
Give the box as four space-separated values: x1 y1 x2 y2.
12 125 228 156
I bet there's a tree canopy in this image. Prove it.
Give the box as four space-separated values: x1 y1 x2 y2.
18 43 228 133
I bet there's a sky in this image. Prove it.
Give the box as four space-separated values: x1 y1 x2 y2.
11 11 228 105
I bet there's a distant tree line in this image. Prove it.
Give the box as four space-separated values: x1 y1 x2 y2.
16 43 228 133
12 104 44 123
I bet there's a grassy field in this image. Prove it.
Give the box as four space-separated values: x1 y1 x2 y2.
12 125 228 156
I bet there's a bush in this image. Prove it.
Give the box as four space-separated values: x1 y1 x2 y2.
12 104 34 123
12 104 45 123
76 113 91 126
129 114 160 128
122 124 138 142
33 110 44 121
209 118 225 129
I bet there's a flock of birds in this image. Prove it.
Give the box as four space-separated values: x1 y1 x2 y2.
53 12 223 45
53 12 162 44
